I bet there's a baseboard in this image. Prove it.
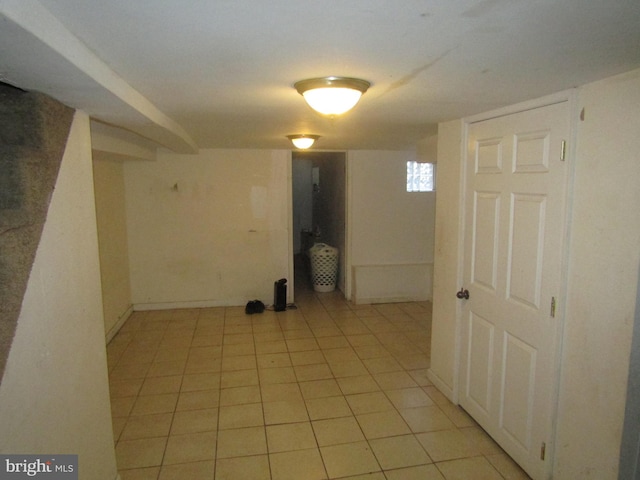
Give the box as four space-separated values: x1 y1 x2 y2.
133 298 245 311
105 304 133 344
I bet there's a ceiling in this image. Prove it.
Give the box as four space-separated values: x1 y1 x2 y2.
1 0 639 152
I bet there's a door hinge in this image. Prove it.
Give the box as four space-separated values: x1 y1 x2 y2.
550 297 556 318
541 442 546 460
560 140 566 161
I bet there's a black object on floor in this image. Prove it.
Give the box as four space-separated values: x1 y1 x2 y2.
273 278 287 312
244 300 265 314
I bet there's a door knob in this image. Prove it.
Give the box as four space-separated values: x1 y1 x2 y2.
456 288 470 300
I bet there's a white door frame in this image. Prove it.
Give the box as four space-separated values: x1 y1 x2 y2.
453 89 579 477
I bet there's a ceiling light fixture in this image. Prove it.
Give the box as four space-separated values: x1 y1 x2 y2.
286 134 320 149
294 77 371 115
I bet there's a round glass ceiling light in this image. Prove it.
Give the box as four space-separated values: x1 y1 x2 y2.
286 134 320 149
294 77 371 115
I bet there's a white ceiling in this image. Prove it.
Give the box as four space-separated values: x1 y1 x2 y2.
1 0 639 152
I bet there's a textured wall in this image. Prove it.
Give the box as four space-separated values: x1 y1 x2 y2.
0 83 73 380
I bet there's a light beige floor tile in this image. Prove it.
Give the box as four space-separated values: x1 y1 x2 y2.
399 405 456 433
221 342 254 356
111 396 137 418
316 336 351 349
131 393 178 416
155 347 190 363
336 473 386 480
485 453 531 479
146 359 186 378
110 378 144 398
270 448 327 480
290 350 325 366
259 366 297 385
329 360 370 378
118 467 161 480
385 387 434 409
221 354 256 372
312 416 365 446
115 437 167 469
218 403 263 429
261 382 302 402
220 368 259 388
337 375 380 395
219 385 261 406
436 456 504 480
111 363 151 380
216 426 267 458
256 352 291 369
353 345 390 360
191 334 223 348
184 356 222 375
306 395 352 420
369 434 432 470
264 399 309 424
255 340 288 354
346 391 394 415
286 338 320 352
373 371 419 390
299 378 342 399
215 455 270 480
320 441 380 478
222 333 253 345
159 460 214 480
139 375 182 396
439 402 476 427
460 426 502 455
416 429 480 462
176 389 219 411
384 464 445 480
423 385 452 406
266 421 317 453
346 334 380 347
356 410 411 439
181 373 220 392
171 408 218 435
323 347 360 364
363 356 404 374
121 413 173 440
407 368 433 386
294 363 333 382
163 431 217 465
112 416 127 442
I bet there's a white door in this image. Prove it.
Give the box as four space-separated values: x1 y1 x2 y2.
459 101 570 479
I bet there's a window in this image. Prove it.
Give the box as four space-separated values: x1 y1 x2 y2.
407 161 435 192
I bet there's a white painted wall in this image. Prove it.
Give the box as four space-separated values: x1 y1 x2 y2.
93 154 133 341
349 150 436 303
428 121 463 399
0 111 118 479
429 68 640 478
124 149 291 309
553 68 640 479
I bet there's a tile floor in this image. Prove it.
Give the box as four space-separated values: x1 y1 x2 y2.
107 280 530 479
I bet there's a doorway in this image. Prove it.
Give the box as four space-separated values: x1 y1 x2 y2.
291 151 346 297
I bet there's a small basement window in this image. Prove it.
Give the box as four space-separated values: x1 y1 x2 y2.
407 161 435 192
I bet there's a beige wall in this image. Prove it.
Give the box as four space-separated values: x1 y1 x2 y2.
93 155 133 340
429 68 640 478
553 68 640 479
349 150 436 303
0 112 118 479
124 149 291 309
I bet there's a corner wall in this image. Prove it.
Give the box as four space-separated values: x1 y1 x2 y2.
0 111 118 479
93 154 133 341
